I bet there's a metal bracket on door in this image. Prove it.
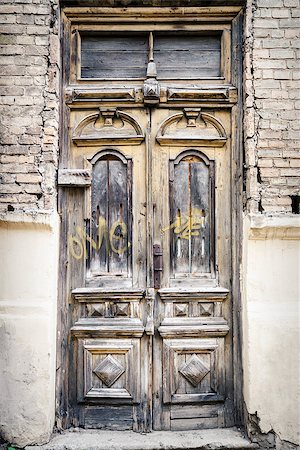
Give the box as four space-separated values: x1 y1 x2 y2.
153 244 163 289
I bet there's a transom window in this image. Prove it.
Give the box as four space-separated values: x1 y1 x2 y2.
79 32 222 80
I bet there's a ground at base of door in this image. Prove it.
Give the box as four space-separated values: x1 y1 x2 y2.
25 427 259 450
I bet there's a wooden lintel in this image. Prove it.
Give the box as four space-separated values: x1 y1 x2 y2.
63 7 244 23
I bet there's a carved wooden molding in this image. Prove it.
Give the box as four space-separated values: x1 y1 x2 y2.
156 109 227 146
63 7 243 23
73 108 144 146
71 318 144 338
167 87 238 103
158 287 229 302
58 168 92 187
158 317 229 338
72 288 145 302
65 87 137 104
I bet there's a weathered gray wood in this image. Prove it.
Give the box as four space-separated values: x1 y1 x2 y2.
58 6 242 433
58 169 92 187
108 159 130 274
154 34 221 79
84 406 133 430
89 156 131 277
171 403 220 419
191 159 210 273
170 416 219 430
171 155 211 276
81 34 148 79
167 87 237 102
231 9 245 427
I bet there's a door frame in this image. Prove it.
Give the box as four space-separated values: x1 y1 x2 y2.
56 5 244 430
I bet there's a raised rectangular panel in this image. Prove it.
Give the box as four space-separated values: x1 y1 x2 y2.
162 338 225 405
77 338 140 403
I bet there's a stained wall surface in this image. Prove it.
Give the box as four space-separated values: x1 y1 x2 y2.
242 216 300 446
0 215 59 447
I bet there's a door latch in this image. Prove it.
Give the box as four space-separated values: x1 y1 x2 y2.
153 244 163 289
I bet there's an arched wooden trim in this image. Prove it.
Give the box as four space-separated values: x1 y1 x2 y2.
89 148 129 166
172 149 211 166
73 109 144 146
156 110 227 147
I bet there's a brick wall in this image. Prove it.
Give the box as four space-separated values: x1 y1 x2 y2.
245 0 300 213
0 2 299 216
0 0 59 216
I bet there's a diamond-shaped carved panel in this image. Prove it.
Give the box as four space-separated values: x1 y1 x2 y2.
199 302 214 317
174 303 188 317
179 354 210 387
93 355 125 387
87 303 105 317
114 302 129 317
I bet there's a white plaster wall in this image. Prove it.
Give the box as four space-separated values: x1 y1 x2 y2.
242 215 300 445
0 213 59 448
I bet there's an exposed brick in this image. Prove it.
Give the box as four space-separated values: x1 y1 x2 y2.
0 0 59 215
0 0 298 219
245 0 300 213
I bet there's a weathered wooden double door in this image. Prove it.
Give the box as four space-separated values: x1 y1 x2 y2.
58 8 242 432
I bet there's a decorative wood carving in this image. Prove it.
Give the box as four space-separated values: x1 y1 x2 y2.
167 87 237 103
158 287 229 302
87 303 105 317
162 338 225 405
59 6 243 431
174 303 188 317
71 318 144 338
65 87 137 104
179 354 210 387
72 288 145 302
93 354 125 387
158 318 229 338
78 338 141 402
114 302 130 317
200 303 214 317
73 108 144 146
156 109 227 146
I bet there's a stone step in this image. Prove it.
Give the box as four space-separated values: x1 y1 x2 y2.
25 427 259 450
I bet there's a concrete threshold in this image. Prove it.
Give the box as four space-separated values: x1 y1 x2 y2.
25 427 259 450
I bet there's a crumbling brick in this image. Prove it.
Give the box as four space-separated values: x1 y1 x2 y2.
0 0 59 216
245 0 300 213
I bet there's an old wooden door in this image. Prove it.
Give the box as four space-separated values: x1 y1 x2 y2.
58 8 243 432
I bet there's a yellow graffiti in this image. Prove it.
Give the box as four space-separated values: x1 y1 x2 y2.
68 217 130 261
162 207 206 239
